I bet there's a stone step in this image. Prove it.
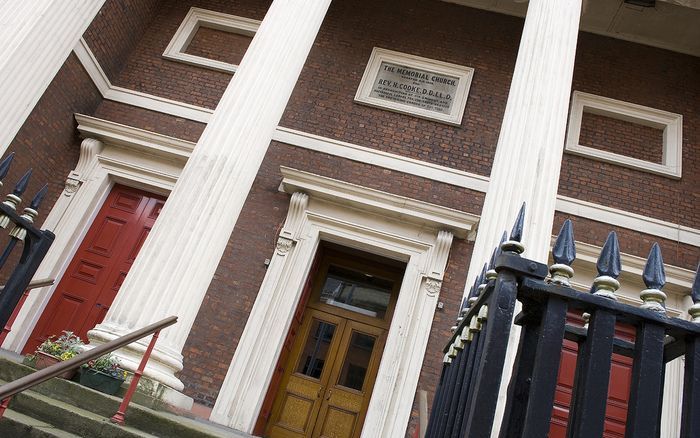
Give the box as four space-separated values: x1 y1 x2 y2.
0 358 251 438
0 409 81 438
8 389 158 438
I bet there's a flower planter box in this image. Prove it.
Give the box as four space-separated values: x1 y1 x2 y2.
34 351 77 379
79 368 125 395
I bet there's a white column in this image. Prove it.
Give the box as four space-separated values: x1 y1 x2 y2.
462 1 583 436
88 0 332 395
0 0 104 155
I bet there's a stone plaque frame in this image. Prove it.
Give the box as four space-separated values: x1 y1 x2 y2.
354 48 474 125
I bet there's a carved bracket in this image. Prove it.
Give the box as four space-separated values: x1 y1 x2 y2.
424 277 443 297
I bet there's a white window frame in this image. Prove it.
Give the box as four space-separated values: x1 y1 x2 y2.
565 91 683 178
162 7 260 74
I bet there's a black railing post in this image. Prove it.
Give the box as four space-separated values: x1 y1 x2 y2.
425 359 449 438
681 336 700 438
681 266 700 438
625 244 668 438
0 159 54 330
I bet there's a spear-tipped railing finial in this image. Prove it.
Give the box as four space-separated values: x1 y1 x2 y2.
0 153 15 189
10 184 49 241
0 168 32 229
639 243 667 314
486 231 508 282
550 219 576 286
592 231 621 300
688 263 700 323
476 263 488 297
501 203 526 254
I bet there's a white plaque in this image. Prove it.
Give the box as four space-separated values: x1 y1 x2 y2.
355 48 474 125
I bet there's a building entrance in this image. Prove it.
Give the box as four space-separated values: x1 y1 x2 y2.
24 185 165 353
263 247 404 438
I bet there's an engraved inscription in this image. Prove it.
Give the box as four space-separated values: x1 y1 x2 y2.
369 61 459 115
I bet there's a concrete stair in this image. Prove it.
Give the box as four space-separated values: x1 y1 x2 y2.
0 358 251 438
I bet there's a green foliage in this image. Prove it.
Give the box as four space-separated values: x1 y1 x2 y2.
82 353 127 380
32 331 84 360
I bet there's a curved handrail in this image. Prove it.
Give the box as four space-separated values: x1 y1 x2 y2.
0 315 177 400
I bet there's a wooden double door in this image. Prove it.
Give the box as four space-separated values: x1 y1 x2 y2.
264 248 403 438
266 309 386 438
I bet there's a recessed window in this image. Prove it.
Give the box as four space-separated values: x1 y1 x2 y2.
163 7 259 74
565 91 683 178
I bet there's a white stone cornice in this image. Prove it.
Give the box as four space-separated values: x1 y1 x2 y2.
556 195 700 247
75 114 195 163
279 166 478 239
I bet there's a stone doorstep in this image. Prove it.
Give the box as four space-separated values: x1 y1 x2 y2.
0 358 252 437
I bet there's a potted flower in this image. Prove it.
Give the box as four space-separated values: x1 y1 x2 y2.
28 331 83 378
79 353 127 395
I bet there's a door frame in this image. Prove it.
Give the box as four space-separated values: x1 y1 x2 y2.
264 248 401 437
1 114 191 353
210 166 478 437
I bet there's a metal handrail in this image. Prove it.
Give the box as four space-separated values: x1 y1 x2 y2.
0 315 177 409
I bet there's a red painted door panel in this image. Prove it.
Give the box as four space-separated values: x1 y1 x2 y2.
24 185 165 353
549 315 634 438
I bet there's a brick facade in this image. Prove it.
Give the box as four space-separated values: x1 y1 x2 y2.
4 0 698 435
562 33 700 229
1 54 102 229
179 140 483 408
578 112 664 164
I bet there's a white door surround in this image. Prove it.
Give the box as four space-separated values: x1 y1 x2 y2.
210 167 479 436
1 114 189 359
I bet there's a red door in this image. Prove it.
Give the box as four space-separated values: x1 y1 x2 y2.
24 185 165 353
549 314 634 438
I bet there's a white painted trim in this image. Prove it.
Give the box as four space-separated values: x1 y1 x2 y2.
74 38 214 123
212 172 461 436
72 39 700 248
556 195 700 247
565 91 683 178
162 7 259 74
279 167 479 238
355 47 474 125
272 127 490 194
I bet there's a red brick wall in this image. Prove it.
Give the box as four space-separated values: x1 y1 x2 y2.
578 112 664 163
83 0 161 80
1 54 102 229
179 140 483 412
561 33 700 229
109 0 270 110
92 100 205 142
186 27 252 65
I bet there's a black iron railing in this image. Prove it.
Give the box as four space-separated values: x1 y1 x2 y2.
0 153 54 329
425 204 700 438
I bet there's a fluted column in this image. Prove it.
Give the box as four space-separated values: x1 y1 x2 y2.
88 0 332 394
0 0 104 155
462 1 583 435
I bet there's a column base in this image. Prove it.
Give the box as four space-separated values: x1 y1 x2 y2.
87 322 185 393
126 374 194 411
